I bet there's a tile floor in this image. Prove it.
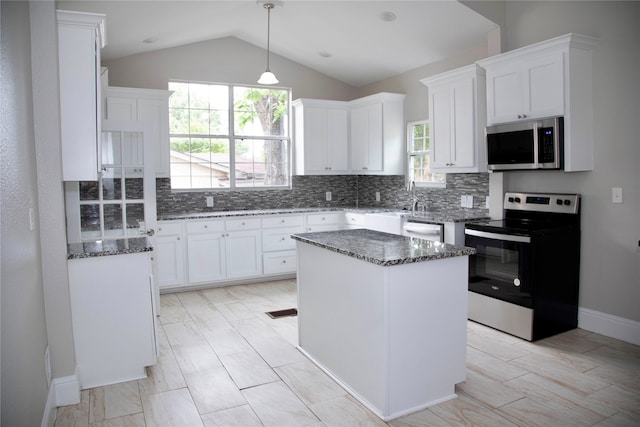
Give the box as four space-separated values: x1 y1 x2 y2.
55 279 640 426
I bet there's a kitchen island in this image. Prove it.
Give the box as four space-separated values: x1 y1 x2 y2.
291 228 474 421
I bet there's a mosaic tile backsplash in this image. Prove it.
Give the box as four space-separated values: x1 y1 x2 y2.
156 173 489 217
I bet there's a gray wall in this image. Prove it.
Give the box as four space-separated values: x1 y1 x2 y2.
1 1 50 425
500 1 640 322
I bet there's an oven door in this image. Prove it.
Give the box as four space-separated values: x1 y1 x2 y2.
465 229 533 308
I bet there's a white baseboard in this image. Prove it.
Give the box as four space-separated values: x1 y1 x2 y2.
578 307 640 346
41 373 81 426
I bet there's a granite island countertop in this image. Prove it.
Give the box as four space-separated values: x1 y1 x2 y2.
291 228 475 267
67 237 153 260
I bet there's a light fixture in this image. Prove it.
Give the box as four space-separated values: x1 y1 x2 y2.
258 2 278 85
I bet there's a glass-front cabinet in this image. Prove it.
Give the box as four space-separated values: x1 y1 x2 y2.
66 127 151 242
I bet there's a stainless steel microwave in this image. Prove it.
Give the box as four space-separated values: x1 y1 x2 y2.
486 117 563 171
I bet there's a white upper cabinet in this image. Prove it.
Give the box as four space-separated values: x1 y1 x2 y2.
478 33 596 171
483 51 564 125
57 10 105 181
104 86 173 177
350 102 383 172
349 93 405 175
293 99 349 175
293 92 405 176
421 64 487 173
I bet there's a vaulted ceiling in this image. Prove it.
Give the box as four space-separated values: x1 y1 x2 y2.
57 0 497 87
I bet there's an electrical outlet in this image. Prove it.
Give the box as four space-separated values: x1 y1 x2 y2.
44 346 51 387
485 196 490 209
375 191 381 202
612 187 623 204
29 208 35 231
461 195 474 208
326 191 332 201
206 196 214 207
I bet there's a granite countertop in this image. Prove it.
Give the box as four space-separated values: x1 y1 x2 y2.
291 228 475 267
159 207 489 224
159 207 342 221
67 237 153 260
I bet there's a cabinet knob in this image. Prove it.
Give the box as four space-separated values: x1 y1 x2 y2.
281 237 286 241
282 260 287 264
204 225 208 228
177 237 180 240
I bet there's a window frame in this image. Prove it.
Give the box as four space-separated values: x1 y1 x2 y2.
407 119 445 188
168 80 292 191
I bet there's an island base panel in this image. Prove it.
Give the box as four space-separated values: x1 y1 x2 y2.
296 242 468 420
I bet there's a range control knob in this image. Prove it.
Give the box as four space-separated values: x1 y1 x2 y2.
564 199 571 206
514 197 521 203
556 199 563 205
508 197 515 203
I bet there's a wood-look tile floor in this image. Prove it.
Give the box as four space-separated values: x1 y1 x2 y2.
55 279 640 426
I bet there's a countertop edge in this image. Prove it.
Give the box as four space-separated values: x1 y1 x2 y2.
291 230 475 267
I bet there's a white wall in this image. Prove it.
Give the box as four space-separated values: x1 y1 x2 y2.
104 36 360 101
1 1 51 424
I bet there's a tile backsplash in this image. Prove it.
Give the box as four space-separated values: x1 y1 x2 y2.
156 174 489 217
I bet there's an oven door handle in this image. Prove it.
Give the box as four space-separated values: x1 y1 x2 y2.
465 229 531 243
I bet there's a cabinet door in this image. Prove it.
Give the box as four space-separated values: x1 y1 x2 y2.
450 79 475 168
326 109 349 172
430 86 453 169
304 108 329 172
225 231 262 279
350 103 383 172
486 65 524 125
487 51 564 124
156 235 185 288
57 11 104 181
187 233 225 283
523 52 564 119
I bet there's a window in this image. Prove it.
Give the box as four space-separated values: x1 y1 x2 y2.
407 120 445 187
168 81 290 190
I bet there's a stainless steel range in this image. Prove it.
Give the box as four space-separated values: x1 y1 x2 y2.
464 192 581 341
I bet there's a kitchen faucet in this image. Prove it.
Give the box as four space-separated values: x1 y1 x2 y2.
407 180 418 212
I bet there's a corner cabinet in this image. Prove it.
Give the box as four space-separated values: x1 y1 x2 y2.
104 86 173 177
478 33 596 171
57 10 106 181
421 64 487 173
293 99 349 175
349 93 405 175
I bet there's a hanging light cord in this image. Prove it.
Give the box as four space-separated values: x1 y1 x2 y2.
264 3 274 72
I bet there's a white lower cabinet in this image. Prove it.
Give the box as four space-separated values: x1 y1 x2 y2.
262 214 304 275
187 232 225 283
156 221 185 288
68 252 156 389
184 218 262 285
305 211 343 232
157 212 342 290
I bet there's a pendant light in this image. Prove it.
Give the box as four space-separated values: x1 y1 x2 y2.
258 2 278 85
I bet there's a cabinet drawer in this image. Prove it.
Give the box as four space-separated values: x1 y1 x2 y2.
344 212 366 226
186 220 225 234
157 221 183 236
226 217 261 231
263 251 297 275
262 227 302 252
306 212 341 225
262 215 304 229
